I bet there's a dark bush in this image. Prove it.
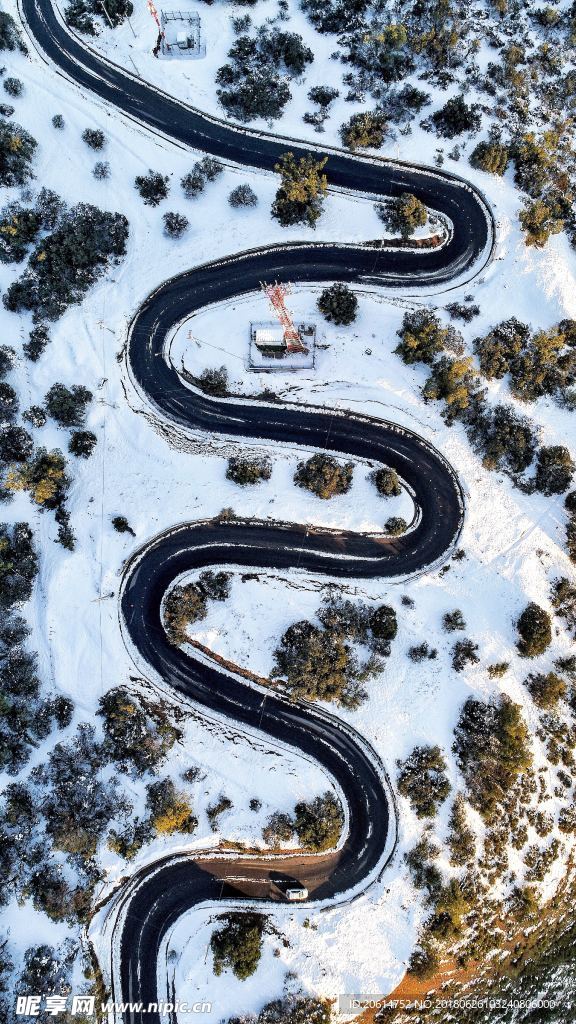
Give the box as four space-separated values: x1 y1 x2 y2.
516 602 552 658
447 794 475 866
525 671 566 709
45 383 92 427
474 318 529 380
451 638 479 672
196 366 229 397
0 425 33 463
93 161 110 180
0 120 37 187
3 204 129 321
3 78 23 98
308 85 339 107
69 430 97 459
0 205 42 263
443 609 466 632
432 96 481 138
293 792 343 851
317 283 358 325
99 686 181 775
397 745 451 818
385 516 407 536
340 110 387 150
82 128 105 150
111 515 135 536
211 912 265 980
470 140 509 175
23 324 49 362
372 467 401 497
0 12 27 53
163 572 230 644
534 445 574 495
228 184 258 208
134 169 169 206
453 696 532 819
163 211 189 238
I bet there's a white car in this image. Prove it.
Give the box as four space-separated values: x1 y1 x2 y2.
285 887 309 902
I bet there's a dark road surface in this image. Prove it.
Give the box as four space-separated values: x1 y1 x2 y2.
19 1 493 1018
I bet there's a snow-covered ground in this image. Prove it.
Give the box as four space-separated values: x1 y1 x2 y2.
1 0 576 1019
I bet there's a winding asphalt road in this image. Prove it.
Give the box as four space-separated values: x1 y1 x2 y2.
19 2 493 1019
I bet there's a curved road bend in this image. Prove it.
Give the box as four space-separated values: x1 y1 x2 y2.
19 1 494 1020
22 0 494 289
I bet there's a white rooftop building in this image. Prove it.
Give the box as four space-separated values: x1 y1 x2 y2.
249 322 316 371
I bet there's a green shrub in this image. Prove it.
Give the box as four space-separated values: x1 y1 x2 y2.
211 912 265 980
516 602 552 658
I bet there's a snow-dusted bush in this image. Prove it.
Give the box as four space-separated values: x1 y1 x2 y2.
196 365 229 396
82 127 105 150
93 160 110 180
226 455 271 485
294 452 353 499
397 745 451 819
340 109 387 150
135 169 169 206
68 430 97 459
4 204 129 320
228 183 258 208
0 119 37 187
163 211 189 238
432 95 481 138
3 77 23 98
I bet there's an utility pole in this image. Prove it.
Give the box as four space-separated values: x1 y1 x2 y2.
99 0 114 30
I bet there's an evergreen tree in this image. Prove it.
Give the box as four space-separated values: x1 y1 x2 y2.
228 184 258 208
397 745 451 818
378 192 428 239
317 283 358 325
432 96 481 138
395 309 449 364
534 445 574 495
372 467 401 497
134 169 169 206
45 383 92 427
271 152 328 228
470 139 509 175
0 120 37 187
340 110 387 149
163 212 189 238
516 602 552 658
211 912 265 980
68 430 97 459
447 794 476 866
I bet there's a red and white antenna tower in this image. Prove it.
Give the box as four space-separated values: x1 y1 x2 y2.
261 282 307 354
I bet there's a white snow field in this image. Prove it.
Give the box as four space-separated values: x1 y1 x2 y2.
0 0 575 1020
